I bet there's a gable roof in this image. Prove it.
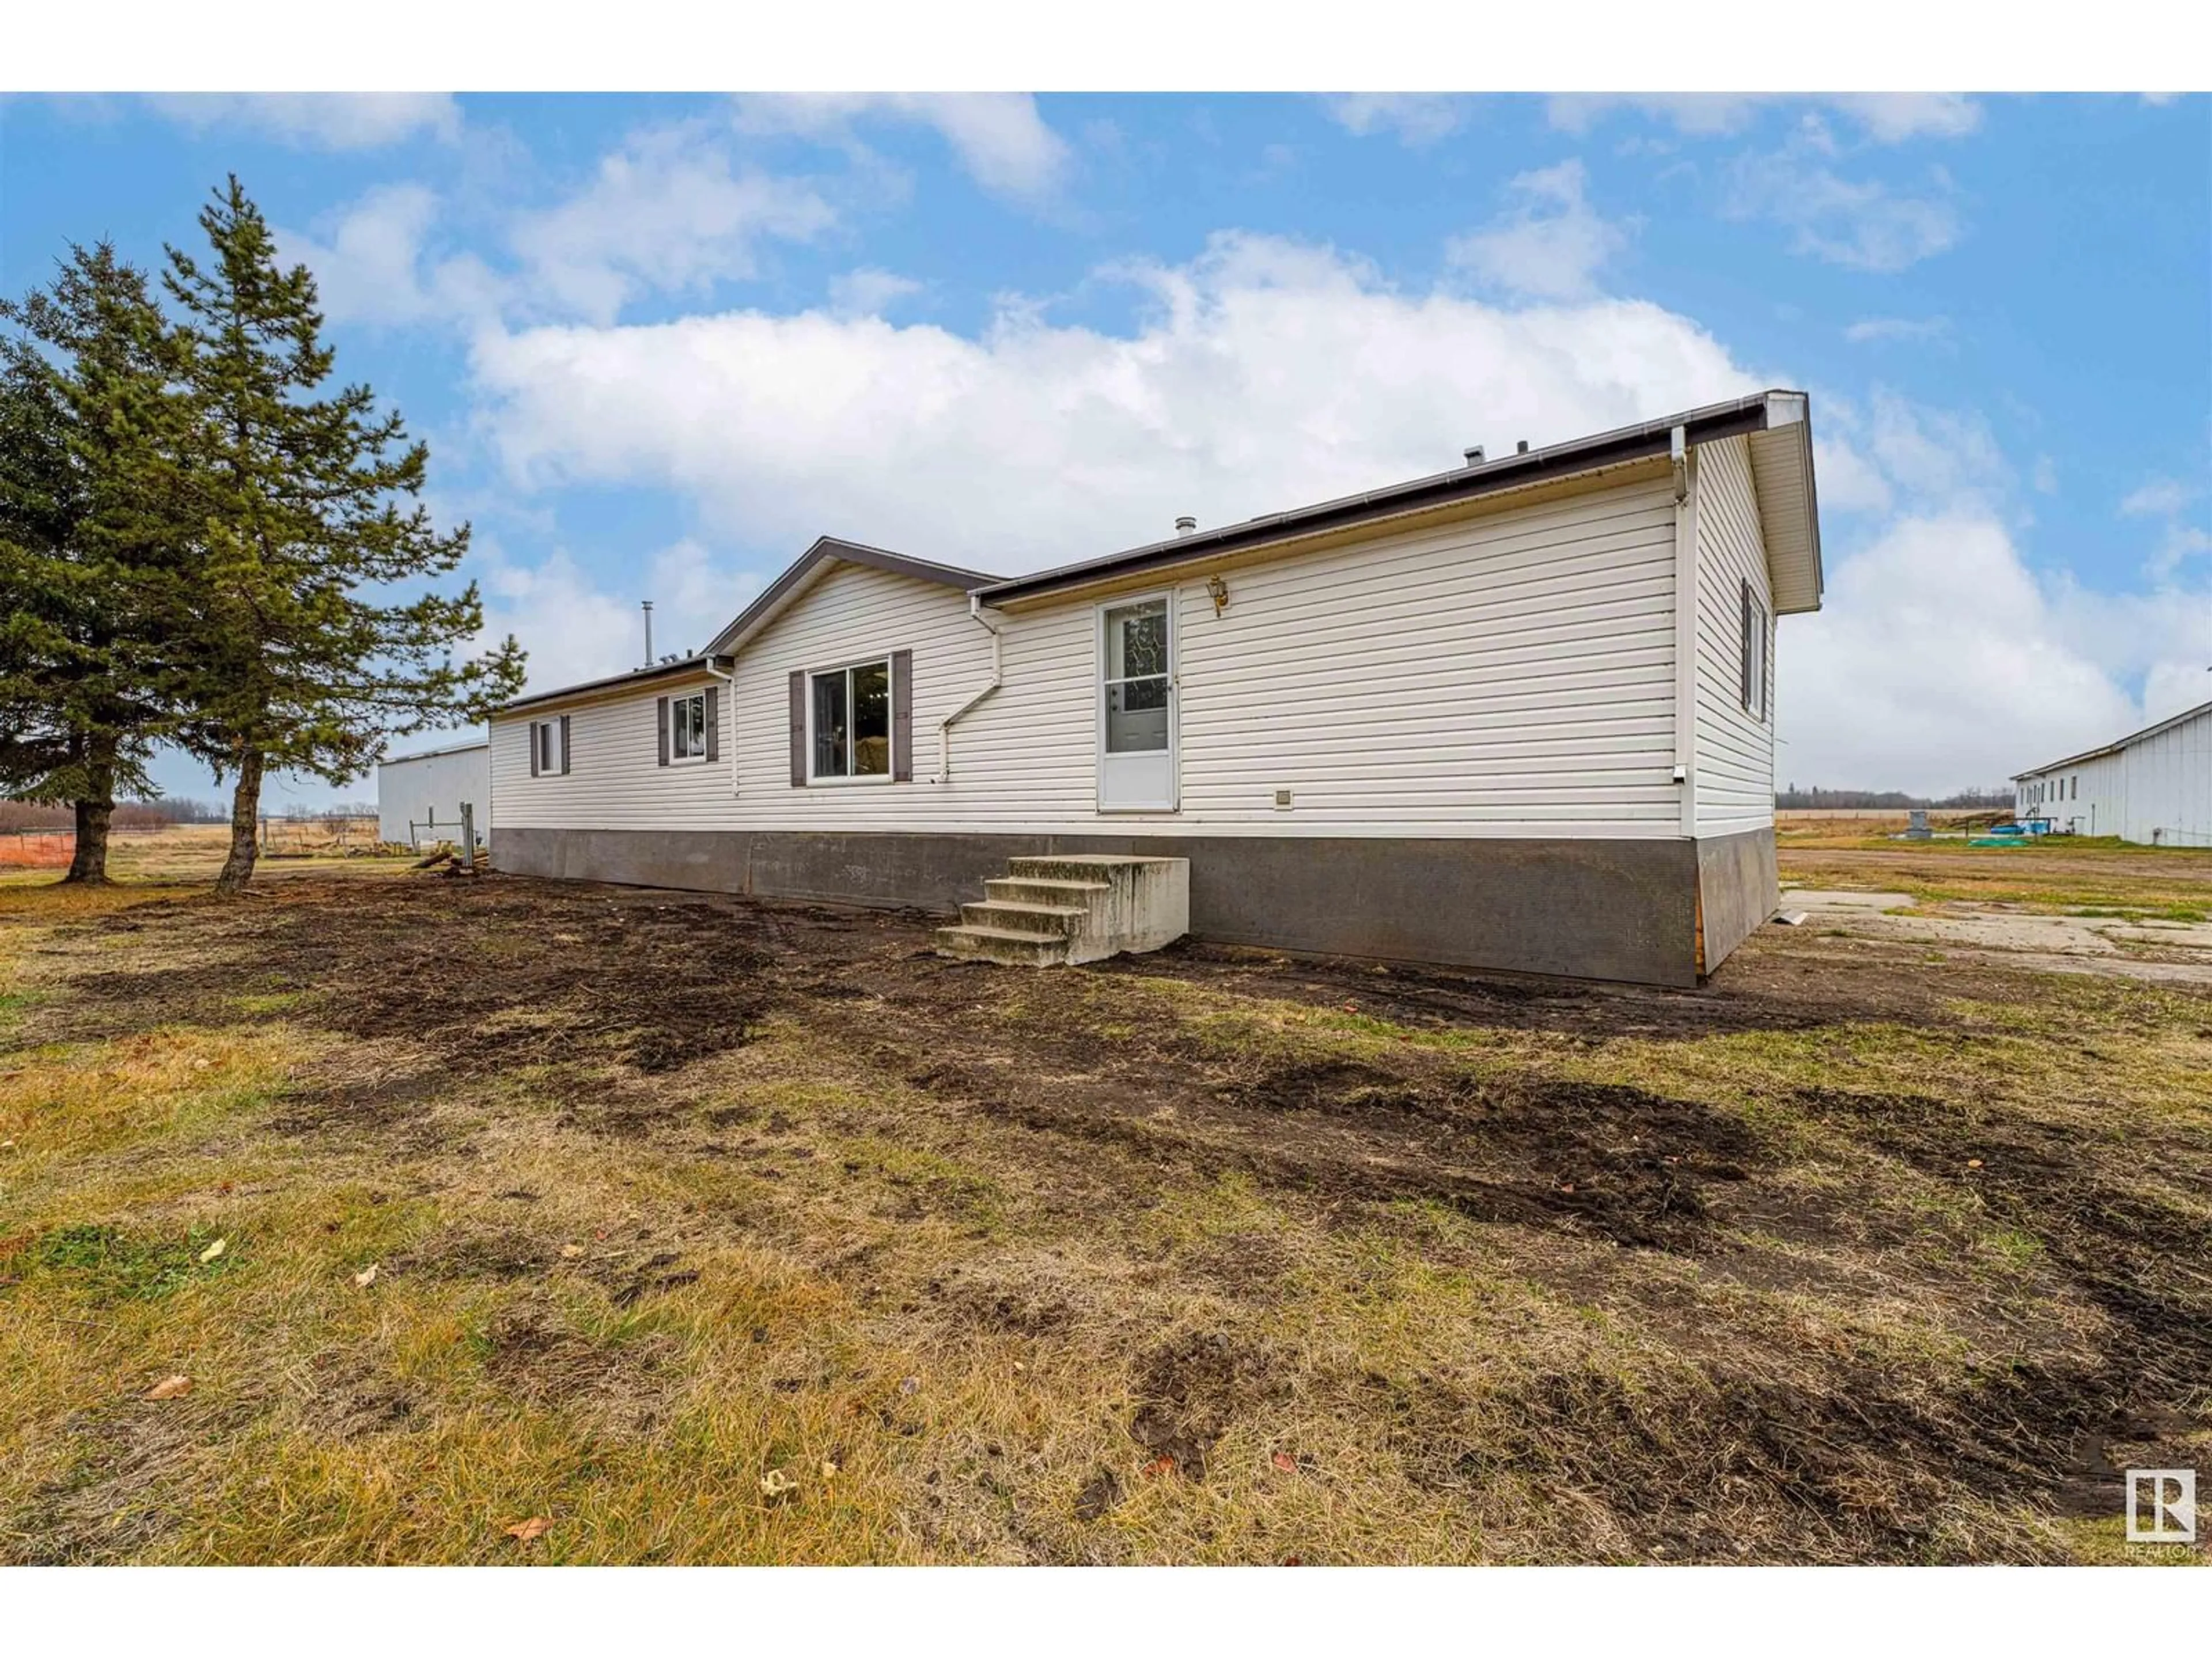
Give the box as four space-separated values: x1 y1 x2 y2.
976 389 1824 612
2013 698 2212 779
494 539 987 718
703 536 992 658
498 394 1825 717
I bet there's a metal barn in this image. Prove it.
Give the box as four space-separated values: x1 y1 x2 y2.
376 740 493 851
2013 699 2212 846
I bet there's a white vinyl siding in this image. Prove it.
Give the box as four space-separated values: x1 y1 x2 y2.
490 465 1772 844
491 675 732 831
719 478 1685 839
1692 435 1777 837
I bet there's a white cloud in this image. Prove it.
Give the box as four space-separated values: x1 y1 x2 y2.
731 94 1070 200
466 232 1764 574
142 93 460 150
1843 316 1951 344
1321 94 1467 146
1445 160 1629 301
1783 514 2177 793
1810 437 1893 516
2120 477 2196 518
472 537 764 696
2115 476 2212 575
275 184 502 329
827 267 922 318
510 125 836 324
1728 126 1961 272
1783 393 2212 789
1549 94 1980 143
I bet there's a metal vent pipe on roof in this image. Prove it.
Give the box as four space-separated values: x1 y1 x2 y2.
641 600 654 666
1175 515 1197 536
1463 445 1484 466
1517 440 1529 454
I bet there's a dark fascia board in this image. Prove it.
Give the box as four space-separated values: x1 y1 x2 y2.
977 389 1797 606
495 654 728 717
704 536 994 658
2012 696 2212 779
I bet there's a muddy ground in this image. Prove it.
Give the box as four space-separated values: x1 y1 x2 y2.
3 870 2209 1565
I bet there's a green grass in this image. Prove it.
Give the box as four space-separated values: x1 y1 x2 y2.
20 1224 240 1304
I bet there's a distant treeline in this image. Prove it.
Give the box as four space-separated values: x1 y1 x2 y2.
1775 787 2013 810
1 798 378 832
0 798 226 831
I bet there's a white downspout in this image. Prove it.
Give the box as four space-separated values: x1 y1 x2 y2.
700 656 738 796
938 594 1004 784
1670 426 1699 839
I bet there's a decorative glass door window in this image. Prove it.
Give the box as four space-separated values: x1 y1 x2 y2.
1103 599 1169 753
810 660 891 779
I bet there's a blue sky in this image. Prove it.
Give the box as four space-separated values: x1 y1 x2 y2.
3 90 2207 802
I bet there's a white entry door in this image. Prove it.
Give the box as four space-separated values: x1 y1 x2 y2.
1097 594 1176 812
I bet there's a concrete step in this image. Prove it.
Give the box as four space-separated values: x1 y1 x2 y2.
983 876 1111 908
958 899 1089 937
933 925 1073 967
1006 854 1183 882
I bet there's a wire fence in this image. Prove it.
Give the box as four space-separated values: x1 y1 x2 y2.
0 815 388 870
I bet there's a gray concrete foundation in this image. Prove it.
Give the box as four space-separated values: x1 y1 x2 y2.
493 826 1776 986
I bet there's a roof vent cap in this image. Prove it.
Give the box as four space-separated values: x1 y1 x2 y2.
1516 440 1529 454
1174 515 1198 536
1463 445 1485 466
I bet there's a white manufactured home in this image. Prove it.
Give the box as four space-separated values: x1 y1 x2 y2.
487 391 1824 986
2013 699 2212 847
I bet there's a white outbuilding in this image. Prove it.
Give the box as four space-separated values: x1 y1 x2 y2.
2013 699 2211 846
376 740 493 851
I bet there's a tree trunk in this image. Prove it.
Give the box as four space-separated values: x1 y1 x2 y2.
214 749 264 894
59 734 118 885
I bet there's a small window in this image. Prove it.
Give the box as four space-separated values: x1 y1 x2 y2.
1738 578 1771 722
670 691 706 761
810 659 891 780
531 717 567 776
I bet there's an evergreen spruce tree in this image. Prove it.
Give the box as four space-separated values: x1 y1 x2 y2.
0 243 191 882
161 178 524 892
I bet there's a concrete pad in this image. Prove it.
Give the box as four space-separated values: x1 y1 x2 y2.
1781 889 1916 912
1777 884 2212 981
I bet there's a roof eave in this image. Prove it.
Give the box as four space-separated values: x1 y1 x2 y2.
494 653 727 718
976 389 1805 608
2013 696 2212 777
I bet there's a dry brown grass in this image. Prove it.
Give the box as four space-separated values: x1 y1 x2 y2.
1780 839 2212 921
2 860 2207 1565
1 823 407 895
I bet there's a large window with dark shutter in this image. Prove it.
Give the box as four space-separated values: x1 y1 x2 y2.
811 659 890 779
794 650 911 785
